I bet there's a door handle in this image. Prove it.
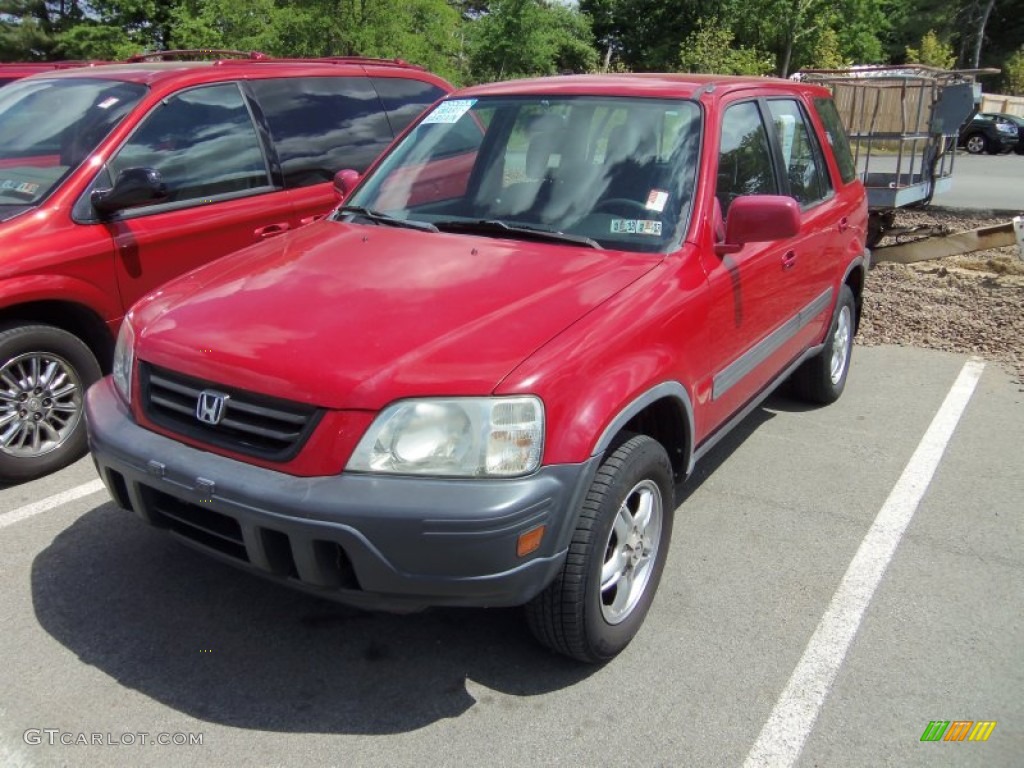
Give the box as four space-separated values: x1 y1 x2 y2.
782 251 797 270
838 217 849 233
299 213 327 226
254 222 291 238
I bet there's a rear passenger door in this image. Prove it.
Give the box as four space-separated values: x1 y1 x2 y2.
79 82 288 310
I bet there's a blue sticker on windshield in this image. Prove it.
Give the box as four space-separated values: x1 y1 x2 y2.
423 99 477 124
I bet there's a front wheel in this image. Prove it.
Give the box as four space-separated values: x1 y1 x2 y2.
0 324 102 484
791 285 856 405
526 435 674 663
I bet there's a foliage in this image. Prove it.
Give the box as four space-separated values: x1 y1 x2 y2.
1004 48 1024 96
905 29 956 68
466 0 597 82
678 18 773 76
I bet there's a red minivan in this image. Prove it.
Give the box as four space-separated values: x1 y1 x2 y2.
87 74 868 661
0 54 451 482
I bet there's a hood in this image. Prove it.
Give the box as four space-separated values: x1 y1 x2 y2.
135 221 661 410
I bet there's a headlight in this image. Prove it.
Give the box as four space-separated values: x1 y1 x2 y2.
347 396 544 477
112 317 136 404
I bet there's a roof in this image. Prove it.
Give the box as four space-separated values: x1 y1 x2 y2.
15 58 445 88
454 72 831 101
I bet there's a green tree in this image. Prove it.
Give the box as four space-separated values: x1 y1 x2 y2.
1 0 86 60
1004 47 1024 95
905 29 956 67
467 0 597 82
678 17 773 75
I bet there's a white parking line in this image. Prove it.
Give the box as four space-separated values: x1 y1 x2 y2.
743 358 985 768
0 479 106 530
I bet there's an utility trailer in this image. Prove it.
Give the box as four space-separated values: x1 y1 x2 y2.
799 65 989 247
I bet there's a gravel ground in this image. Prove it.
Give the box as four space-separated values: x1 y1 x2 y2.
857 208 1024 386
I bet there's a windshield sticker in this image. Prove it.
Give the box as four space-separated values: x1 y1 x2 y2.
645 190 668 212
423 99 477 124
0 180 40 195
97 97 120 110
611 219 662 236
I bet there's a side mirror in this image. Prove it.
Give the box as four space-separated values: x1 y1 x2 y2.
715 195 801 255
91 167 168 217
333 169 361 200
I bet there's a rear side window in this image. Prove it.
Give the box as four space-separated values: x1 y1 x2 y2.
813 97 857 184
249 76 393 189
766 99 832 207
371 77 447 136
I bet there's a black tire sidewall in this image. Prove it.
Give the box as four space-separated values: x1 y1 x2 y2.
0 324 102 482
824 285 856 398
580 437 675 661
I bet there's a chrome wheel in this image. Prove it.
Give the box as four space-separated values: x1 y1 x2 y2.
0 351 83 458
965 135 985 154
830 304 852 386
600 478 663 625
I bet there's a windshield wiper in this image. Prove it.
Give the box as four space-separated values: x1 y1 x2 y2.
433 219 600 249
334 205 438 232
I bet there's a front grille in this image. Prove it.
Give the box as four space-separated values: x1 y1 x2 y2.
140 363 321 461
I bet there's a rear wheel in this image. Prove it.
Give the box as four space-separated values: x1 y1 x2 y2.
791 285 856 405
526 435 674 663
0 324 101 483
964 133 987 155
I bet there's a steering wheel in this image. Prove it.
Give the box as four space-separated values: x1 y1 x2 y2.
593 198 650 216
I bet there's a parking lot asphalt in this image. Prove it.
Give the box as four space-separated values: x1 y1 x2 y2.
0 344 1021 767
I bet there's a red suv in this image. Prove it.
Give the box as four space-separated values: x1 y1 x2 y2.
87 74 868 662
0 54 451 482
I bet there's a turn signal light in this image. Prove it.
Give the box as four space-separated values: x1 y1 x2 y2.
517 525 545 557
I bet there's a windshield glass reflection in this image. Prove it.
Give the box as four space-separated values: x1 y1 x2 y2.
348 95 702 253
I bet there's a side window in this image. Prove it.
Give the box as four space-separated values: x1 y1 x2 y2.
814 96 857 184
370 77 447 135
766 99 832 207
249 76 392 188
110 83 269 206
717 101 776 215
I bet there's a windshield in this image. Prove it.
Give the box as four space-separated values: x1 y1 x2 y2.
0 78 147 207
347 95 702 253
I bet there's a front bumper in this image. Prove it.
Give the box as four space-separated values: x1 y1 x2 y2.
86 377 598 611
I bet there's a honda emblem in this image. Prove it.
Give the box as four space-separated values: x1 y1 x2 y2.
196 390 229 425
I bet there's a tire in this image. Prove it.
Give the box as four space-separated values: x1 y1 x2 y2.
963 133 987 155
0 324 102 484
526 434 674 663
791 284 856 405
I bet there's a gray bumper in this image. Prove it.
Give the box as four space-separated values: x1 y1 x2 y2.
86 377 598 611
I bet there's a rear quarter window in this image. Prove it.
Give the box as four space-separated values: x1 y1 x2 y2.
371 77 447 136
813 97 857 185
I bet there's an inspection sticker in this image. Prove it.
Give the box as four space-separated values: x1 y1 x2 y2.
422 99 477 124
611 219 662 236
645 189 669 212
97 97 120 110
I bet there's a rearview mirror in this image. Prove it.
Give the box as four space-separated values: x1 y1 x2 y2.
91 167 168 217
333 169 361 200
715 195 801 255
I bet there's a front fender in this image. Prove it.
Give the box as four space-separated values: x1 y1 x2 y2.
0 273 122 329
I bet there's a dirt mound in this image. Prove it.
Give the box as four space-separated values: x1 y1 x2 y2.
857 210 1024 386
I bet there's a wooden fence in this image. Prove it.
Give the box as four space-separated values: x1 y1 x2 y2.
980 93 1024 117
